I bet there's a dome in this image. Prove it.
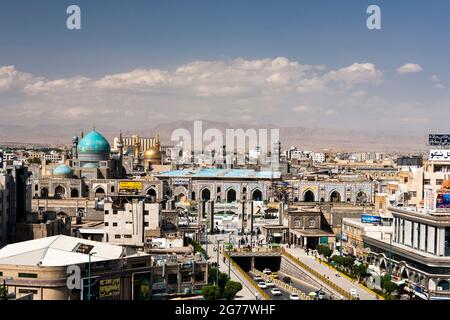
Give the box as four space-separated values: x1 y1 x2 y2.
144 145 162 165
77 130 110 161
53 164 73 177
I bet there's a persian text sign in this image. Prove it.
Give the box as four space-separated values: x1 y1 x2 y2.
429 150 450 161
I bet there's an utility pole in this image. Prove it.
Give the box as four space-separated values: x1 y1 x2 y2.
228 232 231 280
216 239 222 286
205 227 208 260
88 253 92 301
388 235 392 276
340 227 343 256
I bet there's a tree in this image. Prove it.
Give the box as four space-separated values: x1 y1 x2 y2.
381 274 397 299
316 245 333 260
353 264 368 282
224 281 243 300
202 285 218 300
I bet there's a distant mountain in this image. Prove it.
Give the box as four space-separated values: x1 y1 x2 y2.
0 120 428 152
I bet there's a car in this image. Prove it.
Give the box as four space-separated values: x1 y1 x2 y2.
253 276 263 282
308 291 317 299
317 290 327 300
271 272 279 279
350 288 359 299
258 281 268 289
289 292 300 300
265 280 275 287
270 288 282 296
263 268 272 275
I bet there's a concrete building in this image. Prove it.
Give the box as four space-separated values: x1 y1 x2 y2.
341 217 392 258
364 203 450 300
104 198 162 247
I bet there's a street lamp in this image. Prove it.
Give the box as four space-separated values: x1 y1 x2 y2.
2 277 13 301
216 239 223 286
87 252 97 301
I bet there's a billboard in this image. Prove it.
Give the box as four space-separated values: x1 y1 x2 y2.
99 278 121 300
429 150 450 161
429 134 450 146
436 193 450 209
119 181 142 193
361 214 381 224
132 271 151 300
81 276 100 300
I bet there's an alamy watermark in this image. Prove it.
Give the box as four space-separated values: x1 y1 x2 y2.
170 120 280 167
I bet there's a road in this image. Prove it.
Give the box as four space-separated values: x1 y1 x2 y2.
284 246 379 300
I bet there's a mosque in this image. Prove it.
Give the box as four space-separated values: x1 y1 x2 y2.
32 129 166 211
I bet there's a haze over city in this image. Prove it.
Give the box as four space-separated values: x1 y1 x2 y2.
1 0 450 147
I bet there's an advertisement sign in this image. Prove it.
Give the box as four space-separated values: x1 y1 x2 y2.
436 193 450 209
99 278 120 300
361 214 381 224
429 150 450 161
0 151 3 169
341 232 348 241
429 134 450 146
119 181 143 193
132 271 151 300
81 276 100 300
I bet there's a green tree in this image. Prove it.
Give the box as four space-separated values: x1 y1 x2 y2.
316 245 333 260
224 281 243 300
352 264 368 282
202 285 218 300
381 274 397 299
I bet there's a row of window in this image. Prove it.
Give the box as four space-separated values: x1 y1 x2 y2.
105 222 150 227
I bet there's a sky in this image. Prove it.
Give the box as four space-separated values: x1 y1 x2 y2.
0 0 450 141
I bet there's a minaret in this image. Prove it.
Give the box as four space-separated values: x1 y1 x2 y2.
133 134 141 168
72 135 79 159
117 130 124 175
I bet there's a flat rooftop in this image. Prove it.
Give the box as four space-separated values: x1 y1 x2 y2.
156 168 281 179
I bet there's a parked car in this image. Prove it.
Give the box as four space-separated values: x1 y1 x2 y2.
317 290 327 300
289 292 300 300
258 281 268 289
253 276 263 282
270 288 282 296
263 268 272 275
350 288 359 299
265 280 275 287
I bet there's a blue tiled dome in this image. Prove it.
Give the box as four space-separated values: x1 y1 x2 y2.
53 164 73 177
77 130 110 161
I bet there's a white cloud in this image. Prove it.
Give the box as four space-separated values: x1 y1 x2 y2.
431 74 445 89
0 66 33 91
292 105 312 113
397 63 423 74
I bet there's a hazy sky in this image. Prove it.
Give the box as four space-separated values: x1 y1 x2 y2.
1 0 450 138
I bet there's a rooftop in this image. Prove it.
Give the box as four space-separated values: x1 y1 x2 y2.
156 168 281 179
0 235 125 267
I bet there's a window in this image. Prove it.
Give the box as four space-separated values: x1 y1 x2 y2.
18 273 37 279
18 289 38 295
124 235 132 239
309 218 315 228
0 272 3 276
144 222 149 227
182 273 191 283
168 274 178 285
104 222 109 226
105 210 109 215
115 235 121 239
113 210 118 215
113 222 118 227
144 210 149 216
